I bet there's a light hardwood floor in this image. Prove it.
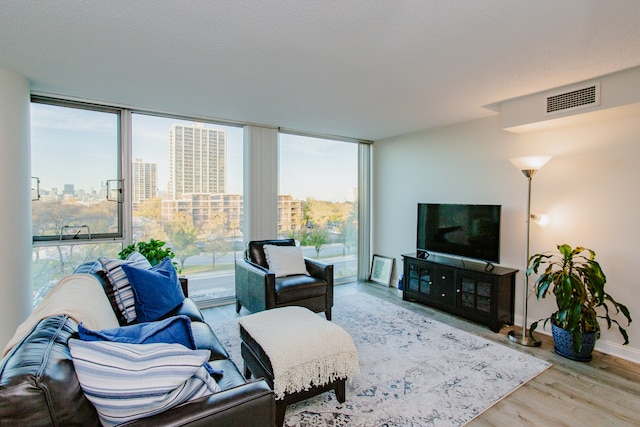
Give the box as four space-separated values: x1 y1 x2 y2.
202 281 640 426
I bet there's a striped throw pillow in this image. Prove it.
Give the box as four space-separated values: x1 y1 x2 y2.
99 252 152 323
69 339 219 427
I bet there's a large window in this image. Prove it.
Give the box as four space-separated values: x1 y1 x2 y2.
30 97 366 307
31 99 124 305
31 99 122 241
131 114 243 305
278 133 358 282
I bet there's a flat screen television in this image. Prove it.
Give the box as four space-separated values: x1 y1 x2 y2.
416 203 501 264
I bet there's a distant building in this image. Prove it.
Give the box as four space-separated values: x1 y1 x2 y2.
132 158 157 207
161 194 303 233
169 124 226 199
162 193 242 231
278 195 304 233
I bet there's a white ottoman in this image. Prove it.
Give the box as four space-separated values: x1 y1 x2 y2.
238 306 359 426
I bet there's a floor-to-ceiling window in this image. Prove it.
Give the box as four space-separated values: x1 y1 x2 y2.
30 97 367 307
278 133 359 282
131 114 243 306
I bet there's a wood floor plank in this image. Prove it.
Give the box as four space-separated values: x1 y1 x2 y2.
201 281 640 426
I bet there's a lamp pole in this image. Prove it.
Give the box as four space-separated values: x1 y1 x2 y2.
507 169 541 346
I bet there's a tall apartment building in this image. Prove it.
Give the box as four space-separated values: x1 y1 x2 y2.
132 159 157 206
169 124 226 198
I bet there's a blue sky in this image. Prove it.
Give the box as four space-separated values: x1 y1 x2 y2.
31 104 357 202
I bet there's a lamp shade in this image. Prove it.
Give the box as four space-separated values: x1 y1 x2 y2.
509 155 551 171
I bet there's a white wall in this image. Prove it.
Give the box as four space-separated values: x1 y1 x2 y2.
373 108 640 363
0 68 33 351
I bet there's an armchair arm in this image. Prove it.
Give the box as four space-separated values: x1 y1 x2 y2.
304 258 334 316
304 258 333 284
121 380 275 427
178 277 188 298
235 260 277 312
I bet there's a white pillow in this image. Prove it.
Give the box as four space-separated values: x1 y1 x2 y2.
263 244 310 277
69 339 219 426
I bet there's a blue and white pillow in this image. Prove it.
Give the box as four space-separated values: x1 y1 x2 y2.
69 339 219 427
99 252 151 323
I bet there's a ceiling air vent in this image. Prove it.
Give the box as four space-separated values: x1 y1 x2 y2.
545 81 600 116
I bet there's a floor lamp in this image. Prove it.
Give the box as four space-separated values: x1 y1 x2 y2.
507 155 551 347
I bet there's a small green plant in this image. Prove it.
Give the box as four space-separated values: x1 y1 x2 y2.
528 244 632 353
119 238 181 273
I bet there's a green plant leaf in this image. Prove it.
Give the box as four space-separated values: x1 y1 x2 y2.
571 328 583 353
527 244 632 352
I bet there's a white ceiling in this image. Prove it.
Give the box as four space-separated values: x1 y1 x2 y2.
1 1 640 141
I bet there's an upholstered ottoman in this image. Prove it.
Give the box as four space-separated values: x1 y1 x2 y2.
238 306 359 426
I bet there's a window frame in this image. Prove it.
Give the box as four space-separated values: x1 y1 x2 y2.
31 95 125 243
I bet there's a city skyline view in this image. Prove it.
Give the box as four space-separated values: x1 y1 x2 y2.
31 104 357 202
29 100 360 308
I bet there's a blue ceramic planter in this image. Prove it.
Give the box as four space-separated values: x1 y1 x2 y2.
552 322 596 362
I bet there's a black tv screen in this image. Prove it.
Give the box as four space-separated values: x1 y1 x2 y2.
417 203 501 264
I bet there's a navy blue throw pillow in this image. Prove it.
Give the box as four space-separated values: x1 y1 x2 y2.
121 256 185 322
78 315 196 349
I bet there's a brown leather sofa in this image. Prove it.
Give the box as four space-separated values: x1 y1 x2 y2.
0 262 275 426
235 239 334 320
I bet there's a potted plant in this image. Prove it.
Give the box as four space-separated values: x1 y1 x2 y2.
528 244 632 361
119 238 181 273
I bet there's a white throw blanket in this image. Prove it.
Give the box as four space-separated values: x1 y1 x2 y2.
3 273 120 357
238 306 359 399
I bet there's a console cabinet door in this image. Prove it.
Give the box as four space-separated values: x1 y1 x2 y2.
457 274 493 322
406 261 433 296
432 267 455 307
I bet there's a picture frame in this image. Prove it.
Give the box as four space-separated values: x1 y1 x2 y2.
369 254 395 286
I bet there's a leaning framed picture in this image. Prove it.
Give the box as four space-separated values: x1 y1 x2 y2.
369 254 395 286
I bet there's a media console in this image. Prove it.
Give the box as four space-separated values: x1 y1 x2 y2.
402 253 517 332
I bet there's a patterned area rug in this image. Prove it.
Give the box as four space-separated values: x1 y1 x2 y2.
209 292 550 426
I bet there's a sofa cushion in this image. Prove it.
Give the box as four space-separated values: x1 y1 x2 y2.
99 252 152 323
263 244 309 278
275 275 328 304
121 257 185 322
163 297 205 322
207 358 247 391
0 315 101 426
191 321 230 361
69 339 220 427
78 314 196 349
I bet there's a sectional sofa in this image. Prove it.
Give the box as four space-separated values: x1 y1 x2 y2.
0 257 275 426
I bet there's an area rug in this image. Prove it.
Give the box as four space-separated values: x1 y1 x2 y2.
208 293 551 426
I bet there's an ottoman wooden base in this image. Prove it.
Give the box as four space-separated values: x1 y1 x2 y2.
242 339 346 426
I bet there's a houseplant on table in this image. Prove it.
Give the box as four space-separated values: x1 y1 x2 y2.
528 244 632 361
118 238 181 273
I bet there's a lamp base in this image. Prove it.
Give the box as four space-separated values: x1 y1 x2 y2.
508 329 542 347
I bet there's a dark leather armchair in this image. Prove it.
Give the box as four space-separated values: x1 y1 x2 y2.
235 239 334 320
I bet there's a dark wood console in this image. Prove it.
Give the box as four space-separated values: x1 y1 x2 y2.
402 253 517 332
